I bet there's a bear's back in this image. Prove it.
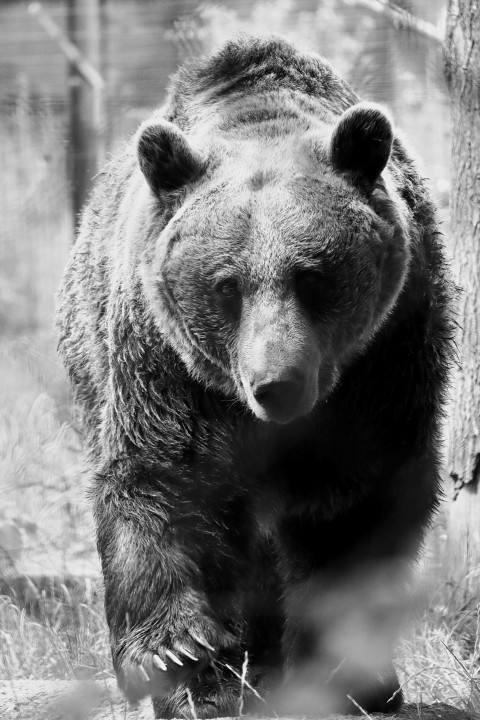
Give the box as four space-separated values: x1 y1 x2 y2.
164 35 358 131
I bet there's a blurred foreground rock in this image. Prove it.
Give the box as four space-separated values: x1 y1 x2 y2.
0 680 473 720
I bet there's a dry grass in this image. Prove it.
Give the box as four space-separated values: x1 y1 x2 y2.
0 580 110 682
0 332 107 682
1 567 480 712
0 332 109 683
396 576 480 712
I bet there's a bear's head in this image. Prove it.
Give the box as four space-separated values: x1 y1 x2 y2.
136 103 410 425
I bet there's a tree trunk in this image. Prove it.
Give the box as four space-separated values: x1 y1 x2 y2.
444 0 480 585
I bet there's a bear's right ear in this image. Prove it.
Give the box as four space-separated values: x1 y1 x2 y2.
135 120 205 195
329 102 393 187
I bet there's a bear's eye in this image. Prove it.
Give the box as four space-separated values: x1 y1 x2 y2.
296 269 333 316
214 278 242 320
214 278 240 299
296 270 322 297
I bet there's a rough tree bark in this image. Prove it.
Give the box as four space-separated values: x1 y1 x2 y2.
444 0 480 583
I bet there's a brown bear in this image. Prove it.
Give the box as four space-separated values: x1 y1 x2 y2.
56 35 453 717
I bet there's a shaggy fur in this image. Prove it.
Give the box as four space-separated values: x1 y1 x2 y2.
57 35 453 717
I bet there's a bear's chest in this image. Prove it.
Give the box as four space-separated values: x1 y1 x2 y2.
242 399 392 526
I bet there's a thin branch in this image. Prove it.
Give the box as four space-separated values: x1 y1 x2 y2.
28 2 105 90
343 0 444 45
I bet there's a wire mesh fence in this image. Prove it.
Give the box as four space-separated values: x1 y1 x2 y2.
0 0 449 335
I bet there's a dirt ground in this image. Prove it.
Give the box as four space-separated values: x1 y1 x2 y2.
0 680 474 720
0 679 150 720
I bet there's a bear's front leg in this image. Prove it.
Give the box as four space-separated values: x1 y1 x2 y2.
278 567 403 716
276 513 415 716
93 459 244 716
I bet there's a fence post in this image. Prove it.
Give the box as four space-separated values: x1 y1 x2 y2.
66 0 106 227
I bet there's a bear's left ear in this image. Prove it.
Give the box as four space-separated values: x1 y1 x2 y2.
135 119 205 195
329 102 393 186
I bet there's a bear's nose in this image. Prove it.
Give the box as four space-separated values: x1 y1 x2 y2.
251 371 304 413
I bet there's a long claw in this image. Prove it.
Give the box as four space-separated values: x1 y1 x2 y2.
139 664 150 681
153 654 168 671
165 649 183 666
190 631 215 653
178 647 199 662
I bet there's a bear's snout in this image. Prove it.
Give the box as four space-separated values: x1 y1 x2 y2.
250 370 305 419
238 296 321 424
243 366 317 423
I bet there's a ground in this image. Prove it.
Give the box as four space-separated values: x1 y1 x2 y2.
0 680 473 720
